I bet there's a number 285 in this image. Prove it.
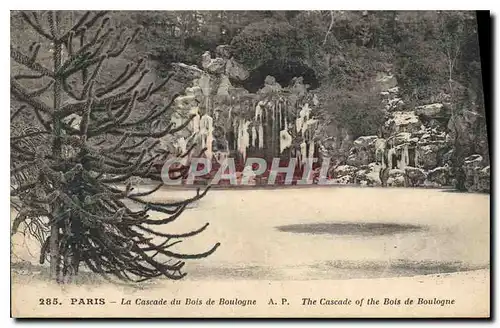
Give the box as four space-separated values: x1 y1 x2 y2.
39 298 60 305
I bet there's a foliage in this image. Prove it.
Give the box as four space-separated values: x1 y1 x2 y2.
231 18 298 70
320 86 386 139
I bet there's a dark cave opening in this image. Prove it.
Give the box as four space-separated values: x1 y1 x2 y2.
241 59 320 93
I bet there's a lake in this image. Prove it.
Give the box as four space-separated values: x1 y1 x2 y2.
142 186 490 281
11 186 490 281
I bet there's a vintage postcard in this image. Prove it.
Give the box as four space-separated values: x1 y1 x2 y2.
10 10 490 318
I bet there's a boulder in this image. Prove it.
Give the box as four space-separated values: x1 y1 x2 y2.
258 76 282 94
332 165 357 184
174 94 197 109
346 149 371 167
62 113 82 130
354 163 382 186
417 127 448 144
478 166 491 192
384 111 423 135
172 63 203 83
387 169 406 187
289 77 309 97
225 57 249 81
206 58 227 75
447 110 481 152
353 135 378 148
347 136 378 166
228 87 250 99
331 175 352 185
196 73 211 96
426 166 451 187
390 132 418 147
415 103 448 118
334 164 358 176
387 86 399 94
201 51 211 68
404 166 426 187
417 144 441 169
463 154 489 192
216 45 232 59
201 51 227 74
375 73 398 91
216 75 233 96
464 154 483 167
384 97 405 111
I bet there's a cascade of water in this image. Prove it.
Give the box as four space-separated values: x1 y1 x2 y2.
284 104 288 131
258 123 264 149
279 100 283 131
251 125 257 148
191 107 201 134
414 146 419 167
308 140 315 160
200 114 214 160
255 102 263 121
277 99 292 154
296 103 313 138
387 147 396 169
303 118 318 139
271 101 276 155
280 130 293 153
403 144 409 168
296 115 303 134
300 141 307 165
237 119 251 160
254 101 264 150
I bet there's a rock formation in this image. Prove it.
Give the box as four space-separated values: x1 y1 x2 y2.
167 46 321 183
166 52 489 192
328 72 489 192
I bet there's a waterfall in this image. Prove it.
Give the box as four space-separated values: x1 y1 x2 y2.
279 101 283 131
254 101 264 150
271 101 276 155
200 114 214 160
258 123 264 149
397 144 410 169
403 144 409 168
414 146 419 167
308 140 315 160
280 130 292 153
191 107 201 134
296 103 313 138
300 141 307 165
237 119 251 160
296 116 303 134
255 102 263 121
251 126 257 148
387 148 396 169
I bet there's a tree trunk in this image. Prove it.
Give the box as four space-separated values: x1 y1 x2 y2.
49 14 63 282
